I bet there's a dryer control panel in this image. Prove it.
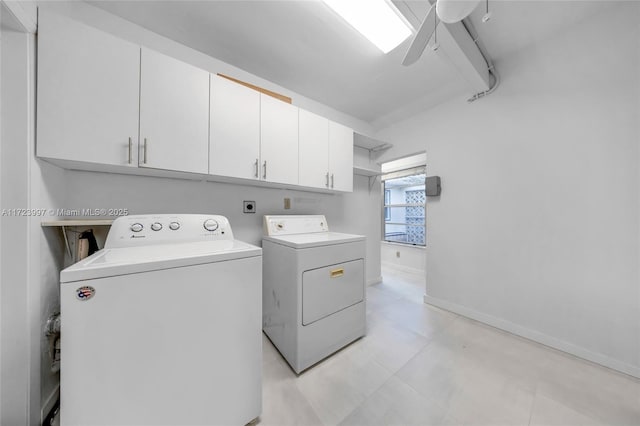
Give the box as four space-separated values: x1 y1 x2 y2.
263 215 329 236
106 214 234 248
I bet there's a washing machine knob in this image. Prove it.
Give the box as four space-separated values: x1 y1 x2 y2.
150 222 163 231
203 219 219 232
130 223 143 232
169 222 180 231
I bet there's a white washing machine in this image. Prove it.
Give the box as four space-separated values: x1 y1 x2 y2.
262 215 366 373
60 214 262 426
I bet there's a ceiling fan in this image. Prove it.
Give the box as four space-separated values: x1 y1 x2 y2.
402 0 489 66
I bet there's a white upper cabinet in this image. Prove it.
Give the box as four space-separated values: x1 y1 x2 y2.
37 11 140 167
36 13 354 192
139 49 209 174
328 121 354 192
299 113 353 192
260 95 299 185
210 75 261 180
299 110 329 189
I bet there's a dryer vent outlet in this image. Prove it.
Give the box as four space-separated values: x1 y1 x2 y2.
243 201 256 214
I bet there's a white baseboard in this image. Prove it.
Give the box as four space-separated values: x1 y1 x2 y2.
424 295 640 379
367 276 383 286
381 262 425 276
41 384 60 424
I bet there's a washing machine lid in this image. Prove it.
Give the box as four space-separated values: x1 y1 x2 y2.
61 240 261 283
263 231 365 249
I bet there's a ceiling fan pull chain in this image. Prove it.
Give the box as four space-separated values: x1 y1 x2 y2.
483 0 492 22
432 7 440 51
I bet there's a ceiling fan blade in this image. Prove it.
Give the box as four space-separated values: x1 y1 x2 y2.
436 0 482 23
401 4 438 66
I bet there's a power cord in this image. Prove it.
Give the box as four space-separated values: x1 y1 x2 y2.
463 15 500 103
467 64 500 103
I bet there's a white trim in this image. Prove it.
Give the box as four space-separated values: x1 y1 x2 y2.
381 152 426 173
1 1 37 33
423 295 640 379
381 262 424 276
367 276 383 286
381 240 426 249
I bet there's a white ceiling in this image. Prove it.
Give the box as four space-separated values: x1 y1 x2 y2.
89 0 615 125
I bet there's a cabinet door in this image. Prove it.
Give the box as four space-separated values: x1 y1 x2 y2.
260 95 299 185
298 109 329 189
37 11 140 167
328 121 354 192
210 75 260 180
139 48 209 174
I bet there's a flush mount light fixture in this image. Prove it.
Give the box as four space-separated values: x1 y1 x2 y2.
322 0 412 54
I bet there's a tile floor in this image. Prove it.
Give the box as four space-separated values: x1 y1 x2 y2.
258 266 640 426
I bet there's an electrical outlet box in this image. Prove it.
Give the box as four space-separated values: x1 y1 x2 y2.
243 201 256 214
284 198 291 210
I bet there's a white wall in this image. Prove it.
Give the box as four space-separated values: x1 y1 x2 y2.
59 170 382 285
381 242 426 275
376 3 640 377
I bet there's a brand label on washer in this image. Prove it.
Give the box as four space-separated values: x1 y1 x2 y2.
76 286 95 301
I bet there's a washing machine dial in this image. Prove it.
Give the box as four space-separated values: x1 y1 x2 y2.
169 222 180 231
130 223 143 232
150 222 163 231
203 219 219 232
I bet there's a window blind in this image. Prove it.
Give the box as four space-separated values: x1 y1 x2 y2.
380 166 426 181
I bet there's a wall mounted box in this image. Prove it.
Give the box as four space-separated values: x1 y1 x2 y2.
426 176 441 196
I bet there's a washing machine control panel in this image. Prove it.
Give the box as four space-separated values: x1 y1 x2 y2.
263 215 329 236
106 214 234 248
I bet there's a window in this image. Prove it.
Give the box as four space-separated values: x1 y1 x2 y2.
382 167 426 246
384 190 391 221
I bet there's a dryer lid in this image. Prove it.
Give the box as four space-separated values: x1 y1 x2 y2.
263 231 365 249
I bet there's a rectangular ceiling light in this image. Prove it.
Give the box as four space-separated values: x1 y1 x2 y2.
322 0 412 54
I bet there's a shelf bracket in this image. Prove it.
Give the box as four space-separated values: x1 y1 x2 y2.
368 175 380 194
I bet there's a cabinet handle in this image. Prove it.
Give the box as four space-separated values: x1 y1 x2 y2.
331 173 334 189
254 159 259 178
143 138 148 164
128 137 132 164
330 268 344 278
263 161 267 180
325 172 329 187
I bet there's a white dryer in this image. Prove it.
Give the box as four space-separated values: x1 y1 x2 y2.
60 214 262 426
262 215 366 373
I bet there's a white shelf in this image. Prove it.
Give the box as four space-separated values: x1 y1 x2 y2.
353 166 381 177
354 133 393 153
41 219 114 260
41 219 114 227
